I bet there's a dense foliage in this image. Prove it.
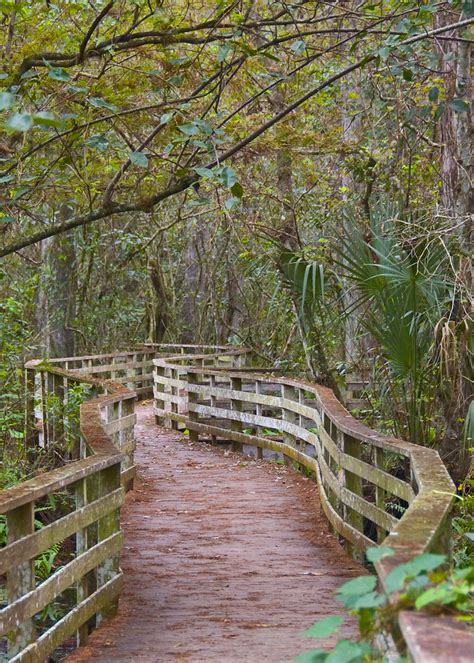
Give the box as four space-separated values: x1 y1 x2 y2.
0 0 472 558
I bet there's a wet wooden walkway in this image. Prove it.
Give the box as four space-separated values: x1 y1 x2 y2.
67 403 362 663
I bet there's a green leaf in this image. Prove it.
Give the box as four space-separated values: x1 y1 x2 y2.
4 112 33 132
415 585 450 610
85 134 109 151
465 532 474 541
160 112 174 125
88 97 118 112
352 591 386 609
0 215 15 223
129 151 149 168
33 112 63 128
218 43 232 63
0 92 15 111
178 123 200 136
195 167 214 178
220 166 237 188
385 554 446 593
168 74 184 86
291 40 306 55
303 616 343 639
402 68 413 82
169 56 190 65
335 575 377 597
230 181 244 198
326 640 372 663
0 175 14 184
225 196 240 210
48 67 70 81
428 87 439 103
11 186 30 201
293 651 328 663
448 99 469 113
378 46 390 60
366 546 394 563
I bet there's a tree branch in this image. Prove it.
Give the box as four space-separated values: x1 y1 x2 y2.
2 16 472 259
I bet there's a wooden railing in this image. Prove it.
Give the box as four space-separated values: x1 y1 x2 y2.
0 346 238 662
1 345 470 662
153 349 473 662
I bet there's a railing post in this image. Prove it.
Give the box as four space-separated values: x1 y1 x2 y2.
6 502 35 656
154 364 165 426
163 367 172 428
76 476 90 646
187 370 200 442
209 374 217 443
255 380 263 459
122 396 135 491
282 384 297 466
39 370 48 448
97 462 121 621
230 376 243 452
171 368 179 430
24 367 36 450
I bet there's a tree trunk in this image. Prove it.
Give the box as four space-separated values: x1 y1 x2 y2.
180 219 209 343
146 256 170 343
36 206 76 357
435 10 472 478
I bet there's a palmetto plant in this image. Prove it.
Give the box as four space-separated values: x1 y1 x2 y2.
284 203 470 456
335 205 456 445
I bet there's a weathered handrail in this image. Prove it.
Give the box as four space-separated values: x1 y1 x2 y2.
0 346 242 662
152 350 472 662
1 345 470 662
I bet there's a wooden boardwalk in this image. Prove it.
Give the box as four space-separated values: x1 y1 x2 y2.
67 403 362 663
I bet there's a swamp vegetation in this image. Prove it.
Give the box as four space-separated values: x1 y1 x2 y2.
0 0 472 660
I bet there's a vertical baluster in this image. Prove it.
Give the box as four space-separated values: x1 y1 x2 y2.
6 502 35 656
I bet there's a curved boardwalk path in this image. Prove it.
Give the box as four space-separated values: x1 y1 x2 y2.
67 403 362 663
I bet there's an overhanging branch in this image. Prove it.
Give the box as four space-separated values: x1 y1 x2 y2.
1 16 472 259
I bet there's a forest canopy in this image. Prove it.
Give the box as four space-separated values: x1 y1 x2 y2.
0 1 472 477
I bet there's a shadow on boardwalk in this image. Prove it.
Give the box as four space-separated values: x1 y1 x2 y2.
67 403 363 663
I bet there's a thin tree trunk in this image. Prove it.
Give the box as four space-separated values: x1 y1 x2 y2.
36 206 76 357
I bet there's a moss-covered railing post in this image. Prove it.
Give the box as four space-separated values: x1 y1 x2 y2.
97 463 122 621
6 501 35 657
